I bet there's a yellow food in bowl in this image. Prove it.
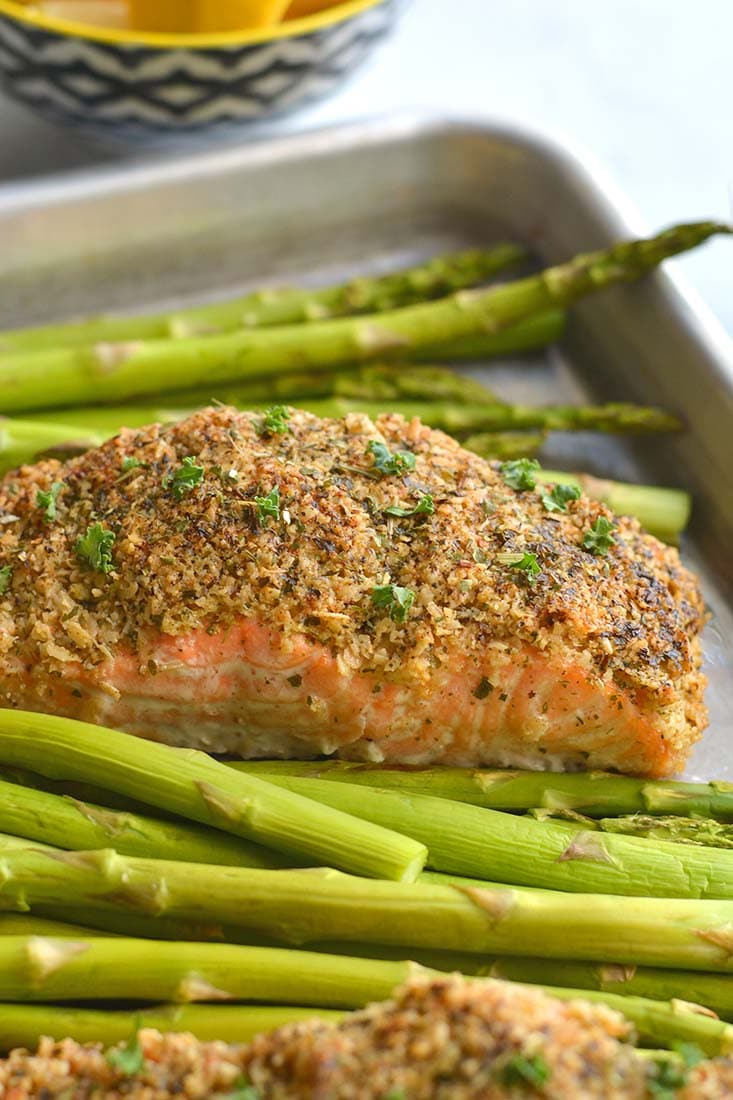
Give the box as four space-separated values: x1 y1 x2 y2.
128 0 292 31
28 1 128 26
28 0 298 31
286 0 346 16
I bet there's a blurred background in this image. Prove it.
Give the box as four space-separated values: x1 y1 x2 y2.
0 0 730 329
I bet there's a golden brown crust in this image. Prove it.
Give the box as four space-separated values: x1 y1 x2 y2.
0 978 651 1099
0 406 706 743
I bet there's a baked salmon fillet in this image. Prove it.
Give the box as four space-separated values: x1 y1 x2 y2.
0 406 706 776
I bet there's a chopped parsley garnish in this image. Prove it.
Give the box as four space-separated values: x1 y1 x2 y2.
0 566 12 595
255 485 280 524
500 458 540 491
36 482 62 523
121 456 142 473
647 1041 706 1098
500 1053 551 1088
582 516 616 556
384 494 435 518
540 483 581 513
368 440 416 477
106 1026 144 1077
372 584 416 623
473 677 494 700
164 456 205 501
498 550 541 583
218 1076 260 1100
259 405 291 436
76 523 116 575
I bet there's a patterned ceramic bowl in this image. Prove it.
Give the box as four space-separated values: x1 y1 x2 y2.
0 0 403 143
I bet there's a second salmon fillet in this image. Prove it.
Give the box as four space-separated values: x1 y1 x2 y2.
0 406 706 777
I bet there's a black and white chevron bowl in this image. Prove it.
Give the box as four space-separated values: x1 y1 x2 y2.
0 0 403 143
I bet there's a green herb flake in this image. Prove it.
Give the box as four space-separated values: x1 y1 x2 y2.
582 516 616 556
368 440 417 477
218 1076 260 1100
106 1027 144 1077
675 1042 705 1069
76 524 116 575
500 458 540 491
473 677 494 700
382 1092 407 1100
372 584 416 623
648 1059 688 1099
497 550 541 584
384 494 435 518
0 566 12 595
255 486 280 525
260 405 291 436
500 1053 551 1088
164 456 205 501
36 482 63 523
121 456 142 473
540 483 581 513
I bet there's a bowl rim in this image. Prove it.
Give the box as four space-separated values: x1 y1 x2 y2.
0 0 386 48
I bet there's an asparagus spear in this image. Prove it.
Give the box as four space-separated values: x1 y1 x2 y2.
537 470 692 544
0 1002 340 1051
487 957 733 1023
0 246 528 353
0 711 427 883
1 222 726 411
27 397 680 435
0 416 106 470
235 762 733 821
0 935 427 1008
0 776 287 868
130 362 501 410
462 430 546 461
3 847 733 972
229 773 733 899
299 398 683 433
541 985 733 1056
597 814 733 849
0 914 102 937
411 309 566 360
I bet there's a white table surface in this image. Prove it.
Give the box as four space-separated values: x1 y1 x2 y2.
0 0 731 332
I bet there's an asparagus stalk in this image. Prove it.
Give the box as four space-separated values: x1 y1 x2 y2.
28 397 680 435
299 398 683 434
233 762 733 821
0 914 102 937
129 362 501 410
0 764 163 816
3 847 733 972
537 470 691 544
541 984 733 1056
0 416 106 470
597 814 733 849
0 935 427 1009
487 957 733 1023
0 711 427 883
410 309 566 360
462 431 546 460
0 1002 339 1052
0 246 528 353
0 776 286 868
229 772 733 899
1 222 726 411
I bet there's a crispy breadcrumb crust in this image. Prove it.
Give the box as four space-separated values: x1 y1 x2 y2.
0 978 651 1099
0 407 706 745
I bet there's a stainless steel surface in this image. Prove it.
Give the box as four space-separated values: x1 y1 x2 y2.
0 114 730 778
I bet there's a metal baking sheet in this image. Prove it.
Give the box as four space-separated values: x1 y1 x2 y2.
0 114 730 779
